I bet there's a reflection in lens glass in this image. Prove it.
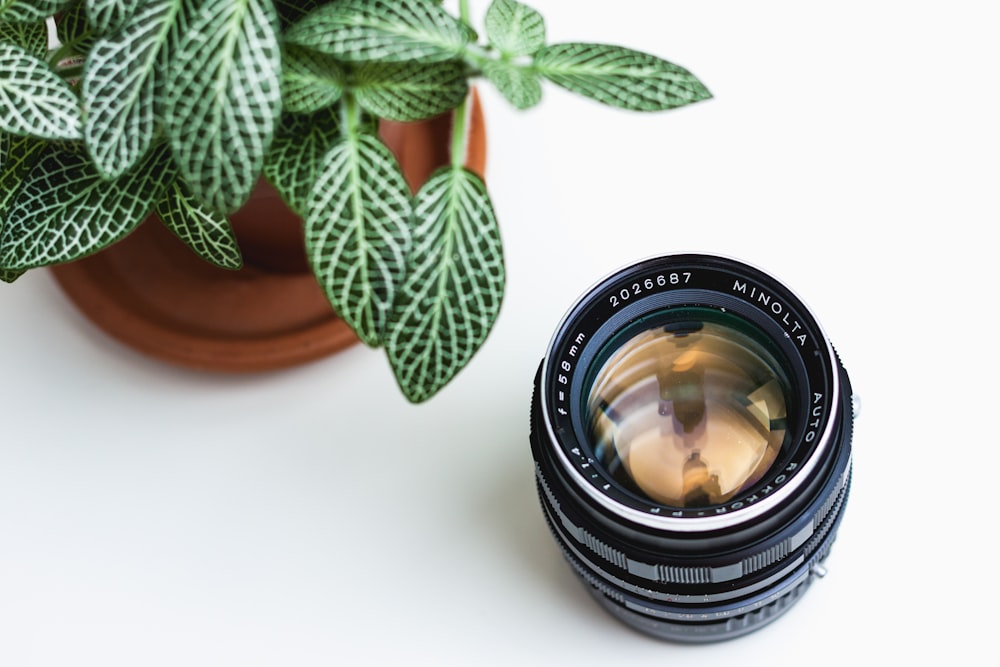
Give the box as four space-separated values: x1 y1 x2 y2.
586 312 792 508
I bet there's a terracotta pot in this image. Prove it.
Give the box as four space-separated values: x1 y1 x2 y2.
48 91 487 372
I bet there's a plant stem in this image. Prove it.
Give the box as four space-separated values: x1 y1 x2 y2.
450 96 468 169
461 42 493 74
451 0 472 170
452 0 472 169
342 92 359 137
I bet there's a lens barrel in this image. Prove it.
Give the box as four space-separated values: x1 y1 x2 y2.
530 254 853 642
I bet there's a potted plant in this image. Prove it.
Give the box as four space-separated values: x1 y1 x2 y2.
0 0 710 402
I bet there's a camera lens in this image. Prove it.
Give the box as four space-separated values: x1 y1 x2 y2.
530 254 853 643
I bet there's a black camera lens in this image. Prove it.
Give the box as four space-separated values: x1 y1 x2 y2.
530 254 854 643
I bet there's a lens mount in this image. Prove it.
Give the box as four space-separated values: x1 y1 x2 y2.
530 254 853 642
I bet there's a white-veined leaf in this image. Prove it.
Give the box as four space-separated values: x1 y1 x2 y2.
285 0 472 64
156 181 242 270
1 0 73 22
85 0 137 33
273 0 318 29
0 17 48 55
385 166 504 402
56 0 98 54
354 60 467 122
164 0 281 213
0 132 44 282
281 45 345 114
0 266 23 282
484 0 544 57
535 43 711 111
0 42 82 139
483 59 540 110
0 132 45 212
0 130 8 173
0 142 175 269
264 107 340 214
83 0 180 178
305 131 411 347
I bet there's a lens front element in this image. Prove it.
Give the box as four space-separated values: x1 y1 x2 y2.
586 310 792 509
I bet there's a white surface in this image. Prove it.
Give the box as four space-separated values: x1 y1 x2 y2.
2 1 998 665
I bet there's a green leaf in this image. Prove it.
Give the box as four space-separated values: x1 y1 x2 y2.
483 59 540 110
85 0 136 33
164 0 282 213
535 43 712 111
281 45 345 114
0 266 24 282
0 42 82 139
264 107 341 214
354 60 467 122
1 0 74 22
272 0 318 29
285 0 473 64
0 133 44 280
156 181 242 270
56 0 98 55
0 132 44 213
0 16 49 55
385 167 504 402
305 131 412 347
484 0 544 57
82 0 180 178
0 142 175 269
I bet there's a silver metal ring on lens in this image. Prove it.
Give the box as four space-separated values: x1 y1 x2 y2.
529 253 854 643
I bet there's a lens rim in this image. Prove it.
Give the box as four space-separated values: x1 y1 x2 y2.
539 254 843 532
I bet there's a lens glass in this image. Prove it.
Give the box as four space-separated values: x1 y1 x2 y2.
585 308 794 509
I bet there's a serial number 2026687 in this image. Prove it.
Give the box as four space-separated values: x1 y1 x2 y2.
609 272 692 308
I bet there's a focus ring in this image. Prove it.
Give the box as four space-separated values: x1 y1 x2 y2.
540 495 823 643
536 462 850 587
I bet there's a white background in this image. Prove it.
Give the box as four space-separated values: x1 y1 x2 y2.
2 1 998 665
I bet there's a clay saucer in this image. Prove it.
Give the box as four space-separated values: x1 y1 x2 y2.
48 92 487 373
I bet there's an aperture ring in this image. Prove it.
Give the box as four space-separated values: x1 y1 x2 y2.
539 491 818 627
536 462 851 587
586 565 817 643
